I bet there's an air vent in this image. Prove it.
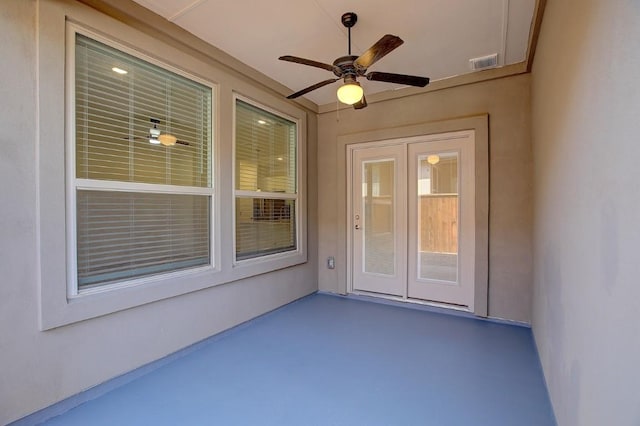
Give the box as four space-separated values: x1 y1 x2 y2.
469 53 499 71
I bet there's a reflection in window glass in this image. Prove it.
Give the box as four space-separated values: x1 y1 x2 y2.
235 198 296 260
362 160 395 276
418 153 458 282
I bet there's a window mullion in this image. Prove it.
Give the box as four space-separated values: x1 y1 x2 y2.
234 190 297 200
76 179 213 196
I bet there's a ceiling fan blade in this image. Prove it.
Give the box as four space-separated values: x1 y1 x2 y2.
128 136 189 146
286 78 339 99
354 35 404 71
279 55 337 73
353 95 367 110
366 71 430 87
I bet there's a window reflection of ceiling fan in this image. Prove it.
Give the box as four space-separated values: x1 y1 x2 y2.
279 12 430 109
131 118 189 146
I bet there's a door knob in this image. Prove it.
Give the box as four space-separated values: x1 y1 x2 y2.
355 224 361 230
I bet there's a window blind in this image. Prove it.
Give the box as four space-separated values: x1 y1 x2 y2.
235 198 296 260
74 33 213 289
235 100 296 193
234 100 297 260
75 34 211 187
77 191 210 286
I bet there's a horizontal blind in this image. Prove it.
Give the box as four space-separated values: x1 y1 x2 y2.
235 198 296 260
235 100 296 193
75 34 212 188
74 33 213 289
77 191 210 287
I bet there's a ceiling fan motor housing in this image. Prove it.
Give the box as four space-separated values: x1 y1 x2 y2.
333 55 359 78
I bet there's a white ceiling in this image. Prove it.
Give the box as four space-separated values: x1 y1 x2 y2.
132 0 537 106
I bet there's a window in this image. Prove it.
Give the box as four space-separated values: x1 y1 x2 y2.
71 33 213 292
40 12 306 329
234 99 298 261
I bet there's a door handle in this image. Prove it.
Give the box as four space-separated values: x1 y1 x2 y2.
355 224 361 230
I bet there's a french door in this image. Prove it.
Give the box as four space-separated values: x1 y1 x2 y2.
350 131 476 310
352 146 407 296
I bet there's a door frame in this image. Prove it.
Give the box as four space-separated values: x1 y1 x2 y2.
339 116 489 316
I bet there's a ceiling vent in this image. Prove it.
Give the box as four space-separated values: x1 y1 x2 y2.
469 53 499 71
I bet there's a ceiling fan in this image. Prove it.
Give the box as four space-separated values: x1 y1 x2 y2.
279 12 430 109
131 118 189 146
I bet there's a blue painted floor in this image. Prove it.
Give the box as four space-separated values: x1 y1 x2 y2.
41 294 555 425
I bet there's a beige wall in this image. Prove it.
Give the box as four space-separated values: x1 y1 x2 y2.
317 74 533 322
531 0 640 425
0 1 317 423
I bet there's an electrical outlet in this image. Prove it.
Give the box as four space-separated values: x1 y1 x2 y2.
327 256 335 269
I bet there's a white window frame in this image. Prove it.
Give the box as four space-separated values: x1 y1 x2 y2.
232 95 303 266
66 24 217 298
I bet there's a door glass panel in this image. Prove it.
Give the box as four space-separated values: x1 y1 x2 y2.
362 160 395 276
417 153 458 282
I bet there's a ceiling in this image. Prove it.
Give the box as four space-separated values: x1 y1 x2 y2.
131 0 538 107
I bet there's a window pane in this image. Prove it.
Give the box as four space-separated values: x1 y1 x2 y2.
418 153 458 282
77 190 210 288
75 34 212 188
362 160 396 276
235 100 296 193
235 197 296 260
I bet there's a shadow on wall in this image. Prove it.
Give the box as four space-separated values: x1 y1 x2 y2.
599 200 619 295
540 245 575 423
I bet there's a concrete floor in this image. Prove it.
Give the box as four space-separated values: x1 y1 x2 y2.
36 294 555 425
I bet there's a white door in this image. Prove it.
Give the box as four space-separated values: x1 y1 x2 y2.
350 132 476 310
407 139 475 309
352 145 407 296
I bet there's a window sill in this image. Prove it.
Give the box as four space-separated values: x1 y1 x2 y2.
41 251 307 330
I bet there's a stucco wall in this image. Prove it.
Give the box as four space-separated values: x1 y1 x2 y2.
0 1 317 423
317 74 533 323
531 0 640 425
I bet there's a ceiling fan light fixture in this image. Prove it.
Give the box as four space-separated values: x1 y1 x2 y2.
158 134 177 146
148 120 162 144
427 154 440 165
337 81 363 105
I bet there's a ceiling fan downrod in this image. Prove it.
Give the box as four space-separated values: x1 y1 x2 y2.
341 12 357 55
